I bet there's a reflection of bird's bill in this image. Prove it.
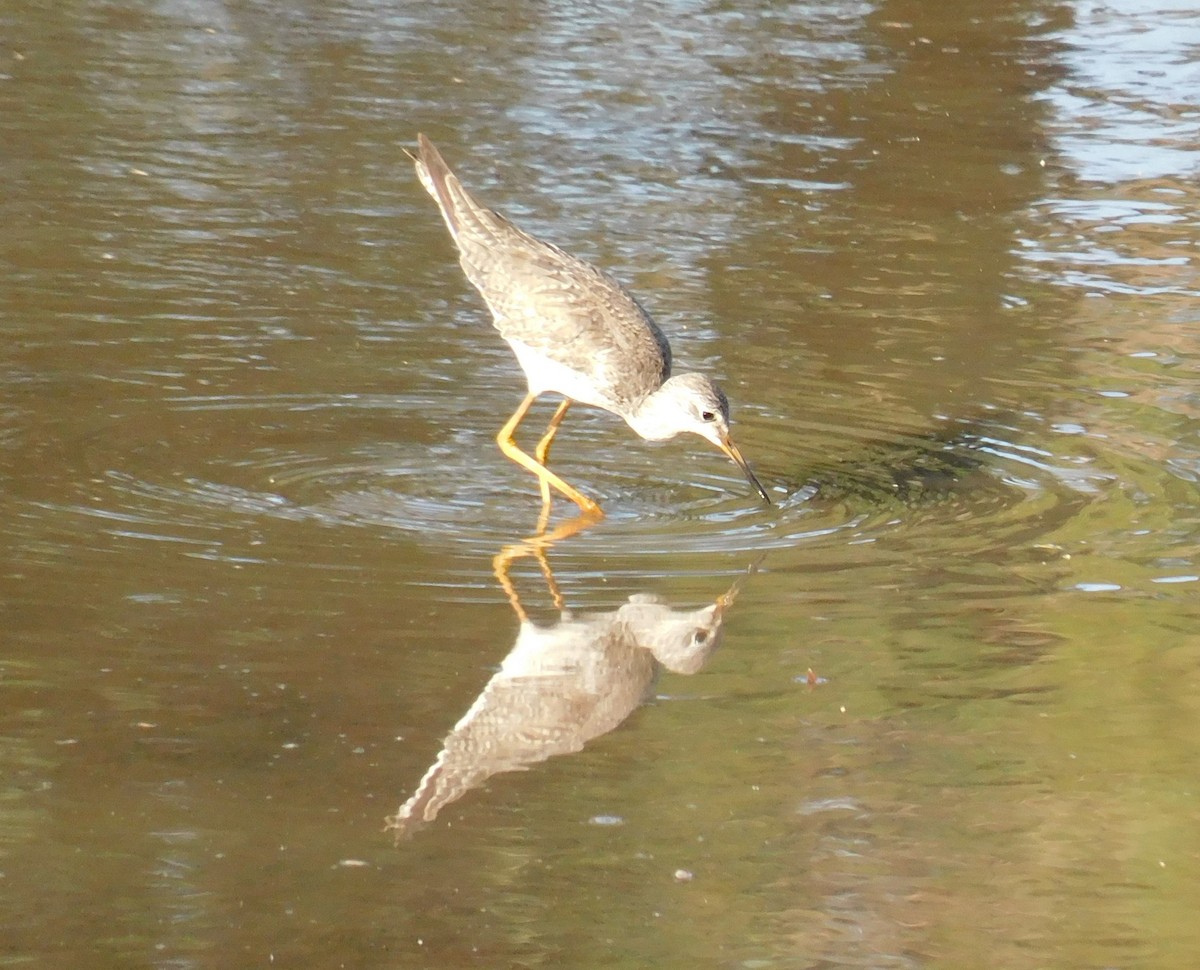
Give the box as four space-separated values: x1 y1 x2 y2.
718 434 771 505
715 553 764 616
714 590 733 619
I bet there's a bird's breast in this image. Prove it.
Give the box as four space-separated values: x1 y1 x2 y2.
506 339 638 410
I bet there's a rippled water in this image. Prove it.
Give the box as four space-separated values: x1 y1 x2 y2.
3 1 1200 968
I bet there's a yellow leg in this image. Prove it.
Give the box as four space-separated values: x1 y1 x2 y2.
534 399 572 509
534 399 572 465
495 393 603 518
535 500 554 538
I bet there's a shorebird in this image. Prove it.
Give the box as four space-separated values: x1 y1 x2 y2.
407 134 769 516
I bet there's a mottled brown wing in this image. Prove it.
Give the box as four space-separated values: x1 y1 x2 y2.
411 136 671 408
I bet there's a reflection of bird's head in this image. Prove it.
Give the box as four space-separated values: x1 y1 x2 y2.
620 594 726 675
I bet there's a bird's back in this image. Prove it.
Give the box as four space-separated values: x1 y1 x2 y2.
410 135 671 412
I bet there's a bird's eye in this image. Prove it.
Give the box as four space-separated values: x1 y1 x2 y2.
701 410 716 422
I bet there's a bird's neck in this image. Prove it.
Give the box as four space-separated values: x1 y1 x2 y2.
624 379 684 442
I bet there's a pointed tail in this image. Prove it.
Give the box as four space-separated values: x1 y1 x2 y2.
406 133 467 238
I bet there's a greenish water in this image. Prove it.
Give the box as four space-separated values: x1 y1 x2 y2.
3 1 1199 967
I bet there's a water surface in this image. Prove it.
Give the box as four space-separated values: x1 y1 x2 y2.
3 2 1199 967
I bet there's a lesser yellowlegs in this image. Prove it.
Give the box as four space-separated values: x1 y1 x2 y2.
407 134 769 516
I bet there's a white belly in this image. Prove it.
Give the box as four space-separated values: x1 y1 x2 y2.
507 339 616 410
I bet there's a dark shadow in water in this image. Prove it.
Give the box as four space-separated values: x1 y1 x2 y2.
386 519 756 840
781 413 1026 507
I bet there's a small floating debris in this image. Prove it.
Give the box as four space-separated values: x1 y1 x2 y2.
588 814 625 827
673 869 694 883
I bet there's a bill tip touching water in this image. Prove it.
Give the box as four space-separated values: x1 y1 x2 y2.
405 133 771 516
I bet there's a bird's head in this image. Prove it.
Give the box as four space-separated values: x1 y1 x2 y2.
630 373 770 504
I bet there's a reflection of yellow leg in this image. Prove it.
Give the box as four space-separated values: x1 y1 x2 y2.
533 544 565 612
496 394 602 518
492 544 529 622
535 399 571 511
492 513 599 619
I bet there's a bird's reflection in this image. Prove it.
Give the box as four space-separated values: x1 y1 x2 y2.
387 520 751 839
